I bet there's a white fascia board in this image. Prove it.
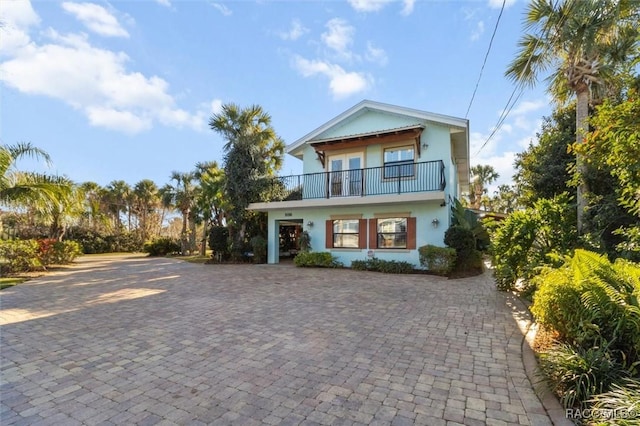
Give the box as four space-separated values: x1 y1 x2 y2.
286 100 468 157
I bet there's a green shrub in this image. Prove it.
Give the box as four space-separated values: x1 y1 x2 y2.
538 342 628 409
250 235 267 264
51 241 83 264
531 250 640 361
350 257 414 274
419 245 457 275
0 239 42 274
293 252 342 268
491 194 578 291
143 238 181 257
589 379 640 425
299 231 311 253
444 225 476 256
208 226 229 259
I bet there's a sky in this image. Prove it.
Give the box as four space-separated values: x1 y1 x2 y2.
1 0 553 195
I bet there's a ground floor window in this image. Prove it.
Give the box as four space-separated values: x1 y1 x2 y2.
377 218 407 248
332 219 359 248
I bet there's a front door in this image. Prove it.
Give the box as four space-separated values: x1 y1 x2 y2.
328 153 363 197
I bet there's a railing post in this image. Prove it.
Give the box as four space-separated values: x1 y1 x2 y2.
325 172 330 198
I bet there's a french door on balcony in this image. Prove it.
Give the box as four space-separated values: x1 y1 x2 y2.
328 153 363 197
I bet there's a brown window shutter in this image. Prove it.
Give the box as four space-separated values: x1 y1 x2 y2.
358 219 367 249
368 218 377 249
407 217 417 249
325 220 333 249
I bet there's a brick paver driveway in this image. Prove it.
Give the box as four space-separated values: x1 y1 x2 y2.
1 255 551 425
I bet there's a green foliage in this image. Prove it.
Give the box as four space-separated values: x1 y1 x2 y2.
208 226 229 258
350 257 414 274
293 252 342 268
299 231 311 253
532 248 640 411
538 342 629 409
418 245 456 276
589 379 640 425
143 238 181 257
50 241 82 264
0 239 42 274
514 105 576 205
250 235 267 264
69 229 143 254
451 198 490 250
491 194 578 291
444 225 475 256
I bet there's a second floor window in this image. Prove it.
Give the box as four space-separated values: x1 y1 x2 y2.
384 146 414 178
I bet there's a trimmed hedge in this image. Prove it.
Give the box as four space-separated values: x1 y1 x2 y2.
0 239 83 275
293 252 342 268
351 257 414 274
418 245 456 276
143 238 181 256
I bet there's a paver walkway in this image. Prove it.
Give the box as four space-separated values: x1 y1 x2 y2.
1 255 552 425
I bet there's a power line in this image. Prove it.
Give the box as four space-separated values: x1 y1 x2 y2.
473 0 571 158
465 0 506 119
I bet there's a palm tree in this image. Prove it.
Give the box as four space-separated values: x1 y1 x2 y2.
469 165 499 210
104 180 131 233
79 181 109 232
163 172 199 255
194 161 228 256
506 0 640 231
0 142 72 211
209 104 285 256
132 179 160 241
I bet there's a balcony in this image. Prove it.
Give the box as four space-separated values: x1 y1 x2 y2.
249 160 446 211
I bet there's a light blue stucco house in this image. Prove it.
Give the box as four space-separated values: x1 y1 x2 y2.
248 100 470 267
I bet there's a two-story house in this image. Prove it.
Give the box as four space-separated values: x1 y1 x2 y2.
248 100 470 267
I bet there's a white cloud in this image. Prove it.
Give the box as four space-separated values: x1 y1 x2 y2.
321 18 355 59
0 0 40 55
0 25 208 134
292 56 370 99
348 0 414 15
347 0 393 13
210 3 232 16
511 99 546 115
471 21 484 41
61 2 129 38
365 42 388 66
400 0 416 16
86 106 151 134
155 0 171 6
279 19 309 41
488 0 517 9
210 99 223 115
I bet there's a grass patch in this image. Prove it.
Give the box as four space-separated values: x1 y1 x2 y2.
0 277 26 290
172 254 211 264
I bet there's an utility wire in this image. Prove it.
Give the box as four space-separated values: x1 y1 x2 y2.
473 0 571 157
465 0 506 119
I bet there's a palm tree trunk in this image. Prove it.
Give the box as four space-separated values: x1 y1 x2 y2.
576 88 590 234
180 211 189 255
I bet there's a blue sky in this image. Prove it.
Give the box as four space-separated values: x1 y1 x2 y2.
1 0 551 194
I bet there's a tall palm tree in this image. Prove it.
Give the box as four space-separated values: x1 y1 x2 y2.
163 172 199 255
0 142 72 211
79 181 109 232
470 165 499 210
506 0 640 231
195 161 228 255
209 104 285 256
132 179 160 241
104 180 131 233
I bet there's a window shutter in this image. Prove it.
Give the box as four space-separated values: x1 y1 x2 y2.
325 220 333 249
368 219 377 249
407 217 417 249
359 219 367 249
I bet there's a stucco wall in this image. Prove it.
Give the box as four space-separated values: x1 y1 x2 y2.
267 202 449 267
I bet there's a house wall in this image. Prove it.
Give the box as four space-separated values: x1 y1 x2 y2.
267 201 449 266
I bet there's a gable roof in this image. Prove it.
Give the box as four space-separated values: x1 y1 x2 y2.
287 100 469 157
